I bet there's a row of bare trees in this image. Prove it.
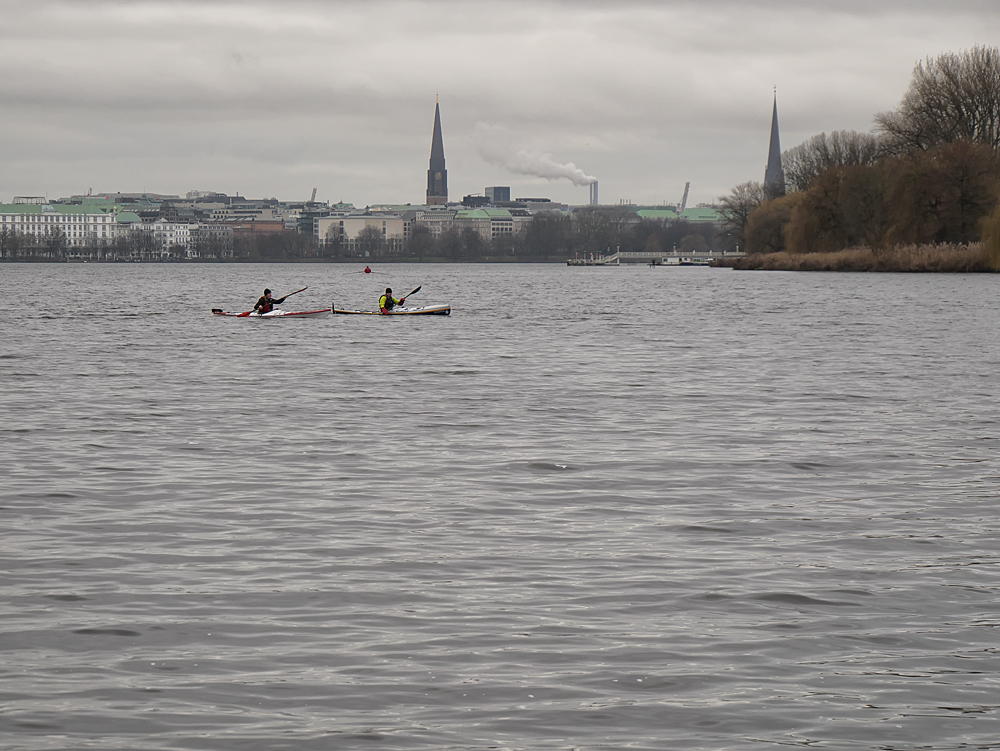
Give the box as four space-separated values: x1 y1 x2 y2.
750 140 998 254
0 228 174 260
0 227 318 262
342 209 717 262
0 227 239 261
721 46 1000 256
3 210 719 263
877 46 1000 153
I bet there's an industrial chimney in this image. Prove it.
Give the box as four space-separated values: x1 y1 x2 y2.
589 181 599 206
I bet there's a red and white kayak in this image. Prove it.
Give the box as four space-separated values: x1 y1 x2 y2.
212 307 332 319
332 304 451 316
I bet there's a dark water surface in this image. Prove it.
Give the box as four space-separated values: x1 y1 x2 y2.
2 263 998 750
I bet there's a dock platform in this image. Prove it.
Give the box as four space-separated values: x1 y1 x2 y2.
567 250 744 266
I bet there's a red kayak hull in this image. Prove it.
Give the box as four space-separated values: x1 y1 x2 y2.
212 307 332 319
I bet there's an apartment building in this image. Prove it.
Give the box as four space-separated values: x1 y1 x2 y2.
315 213 408 253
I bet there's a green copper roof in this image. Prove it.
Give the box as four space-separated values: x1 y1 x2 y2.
636 209 679 220
455 208 513 219
678 208 722 222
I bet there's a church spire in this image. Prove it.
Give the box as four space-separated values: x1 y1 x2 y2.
764 91 785 199
426 99 448 205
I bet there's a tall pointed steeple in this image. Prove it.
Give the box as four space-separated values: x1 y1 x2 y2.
426 97 448 205
764 92 785 199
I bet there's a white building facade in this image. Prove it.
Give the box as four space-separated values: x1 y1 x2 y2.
0 203 116 247
315 214 408 253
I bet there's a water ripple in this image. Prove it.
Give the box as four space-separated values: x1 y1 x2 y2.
1 264 999 750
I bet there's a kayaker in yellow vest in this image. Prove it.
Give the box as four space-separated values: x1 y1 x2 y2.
254 288 287 314
379 287 406 314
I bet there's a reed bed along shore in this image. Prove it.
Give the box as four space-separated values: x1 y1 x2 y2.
725 243 992 272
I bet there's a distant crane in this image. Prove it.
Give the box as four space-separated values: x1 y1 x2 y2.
680 182 690 213
309 188 317 203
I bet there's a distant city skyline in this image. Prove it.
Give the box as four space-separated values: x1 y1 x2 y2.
2 0 999 207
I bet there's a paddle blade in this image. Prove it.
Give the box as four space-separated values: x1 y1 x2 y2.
406 286 421 298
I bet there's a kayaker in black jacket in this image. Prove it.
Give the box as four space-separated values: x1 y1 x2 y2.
254 288 287 314
379 287 405 314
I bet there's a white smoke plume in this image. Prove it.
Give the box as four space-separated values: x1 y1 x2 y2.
475 122 596 187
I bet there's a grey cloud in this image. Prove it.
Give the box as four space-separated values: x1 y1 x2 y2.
2 0 1000 205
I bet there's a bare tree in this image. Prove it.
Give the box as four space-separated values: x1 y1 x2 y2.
717 181 764 252
490 230 525 259
0 229 22 259
783 131 884 192
679 234 709 253
884 139 1000 245
524 213 573 258
45 228 68 260
783 165 891 254
323 225 344 258
356 225 385 258
459 227 484 259
876 45 1000 153
123 229 159 260
744 193 802 254
572 206 633 256
405 224 435 260
438 227 463 261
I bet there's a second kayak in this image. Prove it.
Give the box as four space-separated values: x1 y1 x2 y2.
333 304 451 316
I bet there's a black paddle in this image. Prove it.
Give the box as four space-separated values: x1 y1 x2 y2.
401 286 420 303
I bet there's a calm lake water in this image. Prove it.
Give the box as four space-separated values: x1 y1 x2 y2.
2 262 999 750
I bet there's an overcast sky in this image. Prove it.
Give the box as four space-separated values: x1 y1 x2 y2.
2 0 999 207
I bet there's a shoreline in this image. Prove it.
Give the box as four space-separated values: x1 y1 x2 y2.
723 243 993 272
0 256 570 265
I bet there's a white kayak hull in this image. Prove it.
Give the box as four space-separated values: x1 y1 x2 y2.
332 304 451 316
